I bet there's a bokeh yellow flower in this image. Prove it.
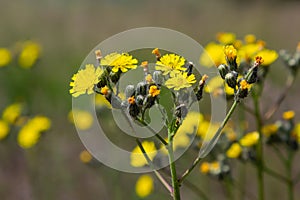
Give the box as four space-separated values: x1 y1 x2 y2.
79 150 93 163
68 110 93 130
95 94 112 108
165 72 196 90
200 42 226 67
224 45 237 61
100 52 138 73
255 49 278 66
155 54 186 76
226 143 242 158
2 103 23 124
240 131 259 147
204 76 234 96
200 162 210 174
294 123 300 144
18 41 41 68
0 48 12 67
282 110 295 120
0 120 10 140
244 34 256 44
216 32 236 45
262 124 278 137
131 141 157 167
69 64 104 97
135 175 154 198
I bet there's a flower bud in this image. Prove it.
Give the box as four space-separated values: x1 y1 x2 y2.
110 71 121 84
225 72 237 88
175 104 188 119
218 64 229 79
185 62 194 76
125 85 135 99
246 66 258 84
152 71 163 85
129 103 140 118
136 82 147 96
135 95 144 107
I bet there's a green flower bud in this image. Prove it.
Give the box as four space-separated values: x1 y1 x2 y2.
218 64 229 79
152 71 163 85
225 72 237 88
125 85 135 99
136 95 144 107
110 71 120 83
246 66 258 84
136 82 147 96
129 103 140 118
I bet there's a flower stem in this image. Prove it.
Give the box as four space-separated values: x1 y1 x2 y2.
286 149 294 200
179 100 239 183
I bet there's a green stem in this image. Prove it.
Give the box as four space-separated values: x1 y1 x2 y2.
263 165 290 183
286 149 294 200
253 89 264 200
167 131 181 200
179 100 239 183
224 177 234 200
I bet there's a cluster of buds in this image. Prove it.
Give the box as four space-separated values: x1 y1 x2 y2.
200 155 230 180
218 45 263 100
279 42 300 73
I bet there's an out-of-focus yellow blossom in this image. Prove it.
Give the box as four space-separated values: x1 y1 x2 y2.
0 120 10 140
17 115 51 149
238 43 261 63
294 123 300 144
160 132 190 155
200 162 210 174
262 124 278 137
282 110 295 120
244 34 256 44
18 41 41 68
149 85 160 97
100 52 138 73
68 110 93 130
224 45 237 61
200 42 226 67
210 161 221 174
135 175 154 198
165 72 196 90
95 94 112 108
226 131 237 141
131 141 157 167
69 64 104 97
216 32 236 45
2 103 23 124
240 131 259 147
79 150 93 163
155 54 186 76
240 80 250 90
204 76 234 96
145 74 152 83
233 40 243 49
0 48 12 67
255 49 278 66
198 121 220 142
181 112 204 135
226 143 242 158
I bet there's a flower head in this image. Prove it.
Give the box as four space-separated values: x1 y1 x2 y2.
282 110 295 120
69 110 93 130
0 48 12 67
262 124 278 137
79 150 93 163
135 175 154 198
69 64 104 97
240 80 250 90
240 131 259 147
216 32 236 44
128 96 136 104
224 45 237 61
226 143 242 158
18 41 41 69
2 103 23 124
200 162 210 174
130 141 157 167
101 85 109 95
200 42 226 67
100 52 138 73
255 56 264 65
255 49 278 66
155 54 186 76
244 34 256 44
149 85 160 97
152 48 161 58
165 72 196 90
0 120 10 140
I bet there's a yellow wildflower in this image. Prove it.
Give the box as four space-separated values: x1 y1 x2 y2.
224 45 237 61
149 85 160 97
100 85 109 95
165 72 196 90
69 110 93 130
204 76 234 96
69 64 104 97
240 80 250 90
100 52 138 73
152 48 161 58
79 150 93 163
210 161 221 174
130 141 157 167
0 48 12 67
128 96 136 104
244 34 256 44
255 49 278 66
135 175 154 198
2 103 23 124
27 115 51 132
216 32 236 45
18 41 41 68
0 120 10 140
294 123 300 144
200 42 226 67
145 74 153 83
282 110 295 120
200 162 210 174
238 43 261 63
262 124 278 137
226 143 242 158
240 131 259 147
155 54 186 76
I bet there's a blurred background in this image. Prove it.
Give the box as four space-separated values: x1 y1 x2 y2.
0 0 300 199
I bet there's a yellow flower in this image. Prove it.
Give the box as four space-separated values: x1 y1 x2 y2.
204 76 234 96
238 43 261 63
0 120 10 140
100 52 138 73
244 34 256 44
262 124 278 137
79 150 93 163
240 80 250 90
2 103 23 124
216 32 236 45
155 54 186 76
95 94 112 108
128 96 136 104
226 143 242 158
69 64 104 97
210 161 221 174
149 85 160 97
27 116 51 132
282 110 295 120
165 72 196 90
200 162 210 174
130 141 157 167
69 110 93 130
135 175 154 198
240 131 259 147
200 42 226 67
255 49 278 66
224 45 237 61
145 74 152 83
18 41 41 68
100 85 109 95
294 123 300 144
152 48 161 57
0 48 12 67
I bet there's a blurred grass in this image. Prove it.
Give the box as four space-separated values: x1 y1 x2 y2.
0 0 300 199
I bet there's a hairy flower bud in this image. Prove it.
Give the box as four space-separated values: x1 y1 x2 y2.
136 82 147 96
218 64 229 79
125 85 135 99
152 71 163 86
225 72 237 88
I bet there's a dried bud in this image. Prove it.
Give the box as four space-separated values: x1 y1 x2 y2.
218 64 229 79
95 50 102 60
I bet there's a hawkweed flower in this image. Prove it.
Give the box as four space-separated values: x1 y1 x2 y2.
226 142 242 158
100 52 138 73
216 32 236 45
244 34 257 44
240 131 259 147
224 45 238 71
68 110 93 130
155 53 186 76
282 110 295 121
18 41 41 69
0 120 10 140
254 49 278 66
135 175 154 198
69 64 104 97
2 102 23 124
165 72 196 90
152 48 161 60
0 48 12 67
200 42 226 67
